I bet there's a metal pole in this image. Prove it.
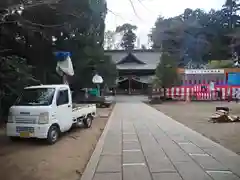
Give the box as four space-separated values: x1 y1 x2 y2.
97 84 100 96
63 74 68 84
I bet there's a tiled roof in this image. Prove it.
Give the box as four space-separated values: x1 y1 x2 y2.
104 50 161 70
117 64 157 70
117 53 146 65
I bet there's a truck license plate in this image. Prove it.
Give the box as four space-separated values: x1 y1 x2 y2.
20 132 30 138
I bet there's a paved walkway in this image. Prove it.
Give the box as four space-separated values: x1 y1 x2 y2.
81 103 240 180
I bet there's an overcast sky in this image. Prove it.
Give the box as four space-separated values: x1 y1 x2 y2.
105 0 226 46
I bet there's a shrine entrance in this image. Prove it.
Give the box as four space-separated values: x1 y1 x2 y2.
117 76 149 95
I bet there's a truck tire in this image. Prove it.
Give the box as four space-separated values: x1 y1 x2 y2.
10 137 20 141
83 115 93 128
75 117 83 128
105 104 111 108
47 125 60 145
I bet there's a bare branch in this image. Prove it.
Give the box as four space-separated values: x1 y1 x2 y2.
0 17 66 28
0 0 61 22
0 49 12 53
0 1 67 27
47 4 84 19
22 0 61 10
0 20 17 25
21 18 66 28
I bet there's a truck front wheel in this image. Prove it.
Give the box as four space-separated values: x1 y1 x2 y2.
83 115 93 128
47 125 60 145
10 137 20 141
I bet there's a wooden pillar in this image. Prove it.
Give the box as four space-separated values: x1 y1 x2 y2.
128 76 131 95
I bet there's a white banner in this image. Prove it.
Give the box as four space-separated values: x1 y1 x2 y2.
185 69 224 74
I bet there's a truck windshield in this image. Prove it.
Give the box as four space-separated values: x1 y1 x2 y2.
15 88 55 106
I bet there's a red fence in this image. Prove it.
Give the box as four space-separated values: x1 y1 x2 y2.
152 85 240 101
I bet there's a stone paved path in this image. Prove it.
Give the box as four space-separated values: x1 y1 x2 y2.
81 103 240 180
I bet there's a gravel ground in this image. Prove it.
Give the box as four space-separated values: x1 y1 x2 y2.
152 101 240 154
0 107 113 180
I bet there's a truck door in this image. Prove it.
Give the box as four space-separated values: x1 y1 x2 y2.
56 88 72 132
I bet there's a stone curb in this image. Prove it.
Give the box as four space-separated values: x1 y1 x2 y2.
80 106 116 180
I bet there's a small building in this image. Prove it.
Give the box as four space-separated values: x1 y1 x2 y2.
105 50 161 94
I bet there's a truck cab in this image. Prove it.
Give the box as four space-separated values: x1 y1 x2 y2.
7 84 96 144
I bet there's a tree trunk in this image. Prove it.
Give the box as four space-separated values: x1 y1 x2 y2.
0 95 2 122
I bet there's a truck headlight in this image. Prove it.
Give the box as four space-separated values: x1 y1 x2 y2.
38 112 49 124
8 112 13 123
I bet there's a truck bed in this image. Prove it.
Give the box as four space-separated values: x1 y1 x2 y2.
72 104 96 120
72 103 90 110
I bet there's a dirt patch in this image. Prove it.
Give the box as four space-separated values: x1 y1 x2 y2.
0 107 113 180
152 102 240 155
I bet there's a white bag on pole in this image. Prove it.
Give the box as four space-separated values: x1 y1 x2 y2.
56 56 74 76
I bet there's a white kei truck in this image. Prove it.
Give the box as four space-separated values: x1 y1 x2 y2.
6 84 96 144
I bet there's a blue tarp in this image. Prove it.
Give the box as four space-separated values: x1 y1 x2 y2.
228 73 240 85
54 51 71 62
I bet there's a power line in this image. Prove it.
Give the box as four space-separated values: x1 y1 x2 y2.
135 0 154 15
107 8 126 21
128 0 142 20
107 8 135 25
